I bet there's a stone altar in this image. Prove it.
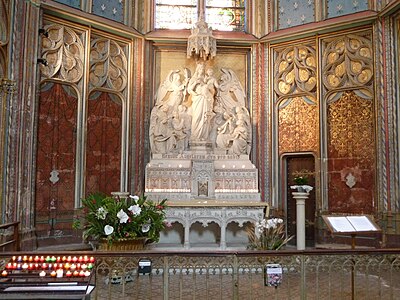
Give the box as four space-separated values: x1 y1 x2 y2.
145 62 263 248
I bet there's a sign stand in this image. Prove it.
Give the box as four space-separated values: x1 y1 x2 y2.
322 215 381 300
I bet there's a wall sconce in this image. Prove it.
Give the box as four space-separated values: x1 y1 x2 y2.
37 58 48 66
38 28 49 38
138 258 152 275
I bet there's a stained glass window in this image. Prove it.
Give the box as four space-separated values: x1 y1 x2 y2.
155 0 198 29
155 0 246 31
206 0 245 31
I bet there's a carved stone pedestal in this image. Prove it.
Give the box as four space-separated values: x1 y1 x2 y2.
161 201 269 250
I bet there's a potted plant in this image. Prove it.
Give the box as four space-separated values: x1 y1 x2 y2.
74 193 168 250
246 217 293 250
291 174 313 193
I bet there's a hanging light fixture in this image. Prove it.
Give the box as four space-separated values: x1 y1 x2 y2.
187 4 216 60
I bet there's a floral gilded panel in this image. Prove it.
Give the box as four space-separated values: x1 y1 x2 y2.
274 44 317 102
278 97 318 155
322 33 373 100
327 91 375 213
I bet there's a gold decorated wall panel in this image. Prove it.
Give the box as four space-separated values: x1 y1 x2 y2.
278 97 319 154
273 42 319 155
321 30 375 214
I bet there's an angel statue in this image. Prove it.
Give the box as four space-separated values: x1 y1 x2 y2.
216 68 246 112
155 69 190 112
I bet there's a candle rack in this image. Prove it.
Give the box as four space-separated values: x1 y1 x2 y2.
0 255 96 299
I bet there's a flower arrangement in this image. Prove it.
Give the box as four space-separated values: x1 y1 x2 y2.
74 193 167 244
247 217 293 250
293 175 308 185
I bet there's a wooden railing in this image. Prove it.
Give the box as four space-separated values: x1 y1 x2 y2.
0 221 20 251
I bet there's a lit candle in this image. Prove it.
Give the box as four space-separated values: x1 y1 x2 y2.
72 256 78 263
89 257 95 263
65 271 72 277
50 271 56 277
34 256 39 262
83 256 89 263
70 264 76 271
72 271 79 277
39 271 46 277
22 256 28 262
56 269 63 278
45 256 51 262
28 263 34 270
84 271 91 277
6 263 12 270
1 270 8 277
64 263 70 270
79 270 85 277
51 256 56 262
81 264 87 270
17 256 22 262
40 256 45 263
67 256 72 262
87 263 93 270
41 263 47 269
11 256 16 262
28 256 33 262
22 263 28 270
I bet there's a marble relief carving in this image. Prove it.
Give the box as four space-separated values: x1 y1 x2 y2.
149 62 251 155
40 24 84 83
146 61 260 202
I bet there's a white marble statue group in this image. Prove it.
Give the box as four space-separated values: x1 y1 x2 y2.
149 62 251 155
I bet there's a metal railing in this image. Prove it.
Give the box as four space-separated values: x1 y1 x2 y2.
1 249 399 299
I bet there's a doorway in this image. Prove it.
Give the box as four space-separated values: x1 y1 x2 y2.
285 154 316 247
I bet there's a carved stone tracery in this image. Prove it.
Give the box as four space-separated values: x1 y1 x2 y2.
40 24 85 83
89 38 128 93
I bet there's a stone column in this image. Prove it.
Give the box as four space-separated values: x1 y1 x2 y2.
184 220 190 249
292 191 309 250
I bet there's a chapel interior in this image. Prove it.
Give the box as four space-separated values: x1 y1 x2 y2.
1 0 400 251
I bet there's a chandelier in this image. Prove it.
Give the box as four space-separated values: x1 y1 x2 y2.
187 8 216 60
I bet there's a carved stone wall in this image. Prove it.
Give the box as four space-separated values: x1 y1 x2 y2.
34 18 135 246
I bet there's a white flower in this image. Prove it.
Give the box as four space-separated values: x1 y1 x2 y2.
141 223 151 233
129 195 140 202
104 225 114 235
96 206 108 220
128 204 141 216
117 209 129 223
